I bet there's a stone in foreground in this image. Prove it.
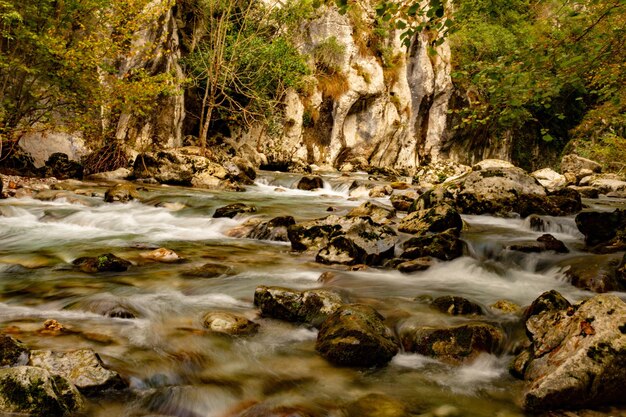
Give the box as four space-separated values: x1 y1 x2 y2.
315 304 399 367
519 294 626 411
0 366 83 416
254 286 344 326
0 334 29 367
202 311 259 336
29 349 127 395
72 253 131 273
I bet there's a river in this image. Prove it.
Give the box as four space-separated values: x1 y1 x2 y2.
0 171 622 416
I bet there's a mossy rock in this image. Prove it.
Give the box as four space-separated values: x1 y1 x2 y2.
72 253 131 273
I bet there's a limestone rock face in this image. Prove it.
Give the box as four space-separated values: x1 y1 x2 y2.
28 349 126 395
115 0 184 149
519 294 626 412
0 366 84 416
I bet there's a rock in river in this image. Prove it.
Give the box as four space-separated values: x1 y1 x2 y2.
315 304 399 367
72 253 132 273
254 286 344 327
296 176 324 191
517 294 626 411
104 183 139 203
28 349 127 395
0 366 83 416
213 203 257 219
399 203 462 236
202 311 259 336
432 296 483 316
0 334 29 367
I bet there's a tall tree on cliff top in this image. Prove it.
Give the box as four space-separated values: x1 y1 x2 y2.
185 0 309 154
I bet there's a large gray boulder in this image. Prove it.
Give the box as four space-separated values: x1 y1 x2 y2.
517 294 626 411
28 349 126 395
0 366 83 416
316 218 398 266
254 286 345 327
315 304 399 367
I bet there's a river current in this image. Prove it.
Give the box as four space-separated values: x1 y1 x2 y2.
0 171 622 417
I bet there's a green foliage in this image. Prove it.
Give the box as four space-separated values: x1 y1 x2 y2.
313 36 346 73
449 0 626 163
0 0 176 146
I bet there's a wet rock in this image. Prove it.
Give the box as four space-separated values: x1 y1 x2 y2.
369 185 392 198
39 152 84 180
133 149 224 186
236 403 319 417
508 234 568 254
401 228 463 261
390 192 417 212
74 298 139 319
456 166 546 216
225 218 263 238
0 366 83 416
296 176 324 190
413 161 471 187
29 349 126 395
561 154 602 179
490 300 521 314
562 255 623 293
519 294 626 411
287 215 365 252
139 247 182 263
399 322 504 363
315 304 399 367
0 335 29 367
523 290 571 323
584 174 626 195
347 201 395 223
316 218 397 266
254 286 344 326
103 183 139 203
390 182 411 190
575 209 626 251
213 203 257 219
86 168 131 181
345 393 409 417
72 253 132 273
396 257 434 273
531 168 567 192
182 262 235 278
245 216 296 241
202 311 259 336
432 296 483 316
399 203 462 236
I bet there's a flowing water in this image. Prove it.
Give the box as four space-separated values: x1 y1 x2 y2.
0 171 623 417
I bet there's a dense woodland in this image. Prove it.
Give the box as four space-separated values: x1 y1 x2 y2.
0 0 624 171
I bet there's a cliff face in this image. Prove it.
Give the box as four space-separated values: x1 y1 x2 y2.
238 5 458 173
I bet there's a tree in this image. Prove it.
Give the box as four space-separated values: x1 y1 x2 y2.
184 0 310 153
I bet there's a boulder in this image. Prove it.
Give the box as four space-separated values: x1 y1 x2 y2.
213 203 257 219
531 168 567 192
296 176 324 190
369 185 393 198
0 335 29 367
523 290 571 322
39 153 83 180
490 300 521 314
316 219 398 266
456 166 546 216
287 215 361 252
396 257 434 273
561 154 602 177
519 294 626 411
413 161 471 187
254 286 344 326
28 349 126 395
182 262 235 278
0 366 83 416
72 253 131 273
390 192 417 212
473 159 516 170
562 255 623 293
103 183 139 203
86 168 131 181
399 203 462 236
401 229 463 261
585 174 626 195
202 311 259 336
346 201 395 224
575 209 626 251
245 216 296 241
139 247 182 263
399 322 504 363
432 296 483 316
508 234 568 254
315 304 399 367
